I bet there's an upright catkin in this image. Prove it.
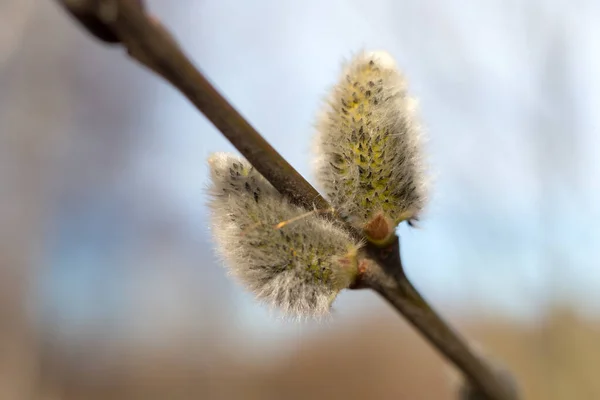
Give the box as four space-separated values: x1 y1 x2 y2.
313 51 427 244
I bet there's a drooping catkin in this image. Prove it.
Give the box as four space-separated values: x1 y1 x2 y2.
207 152 362 318
313 50 427 245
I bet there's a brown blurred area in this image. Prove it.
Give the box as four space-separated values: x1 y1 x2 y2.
2 2 599 400
34 311 600 399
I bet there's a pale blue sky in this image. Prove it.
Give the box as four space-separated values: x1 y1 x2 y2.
38 0 600 346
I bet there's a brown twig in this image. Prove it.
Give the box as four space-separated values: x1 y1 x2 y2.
359 241 518 400
53 1 519 399
59 0 328 212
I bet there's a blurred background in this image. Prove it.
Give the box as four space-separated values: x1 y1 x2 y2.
1 0 599 399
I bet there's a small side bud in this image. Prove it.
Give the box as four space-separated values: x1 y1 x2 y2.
207 152 362 318
362 212 394 246
313 50 428 245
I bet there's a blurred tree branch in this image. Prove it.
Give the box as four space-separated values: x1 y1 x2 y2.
53 1 519 399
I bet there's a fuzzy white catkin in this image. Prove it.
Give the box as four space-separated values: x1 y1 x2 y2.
206 152 361 318
313 50 427 238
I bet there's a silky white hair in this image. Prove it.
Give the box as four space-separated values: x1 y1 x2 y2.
206 152 362 318
313 50 428 235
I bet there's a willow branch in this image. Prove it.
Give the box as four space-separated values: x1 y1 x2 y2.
54 1 518 399
359 241 518 400
59 0 328 211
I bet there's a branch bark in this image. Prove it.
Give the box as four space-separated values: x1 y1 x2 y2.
359 241 518 400
54 1 519 399
59 0 328 212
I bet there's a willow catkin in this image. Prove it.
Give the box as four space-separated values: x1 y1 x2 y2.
207 152 362 318
313 50 427 245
